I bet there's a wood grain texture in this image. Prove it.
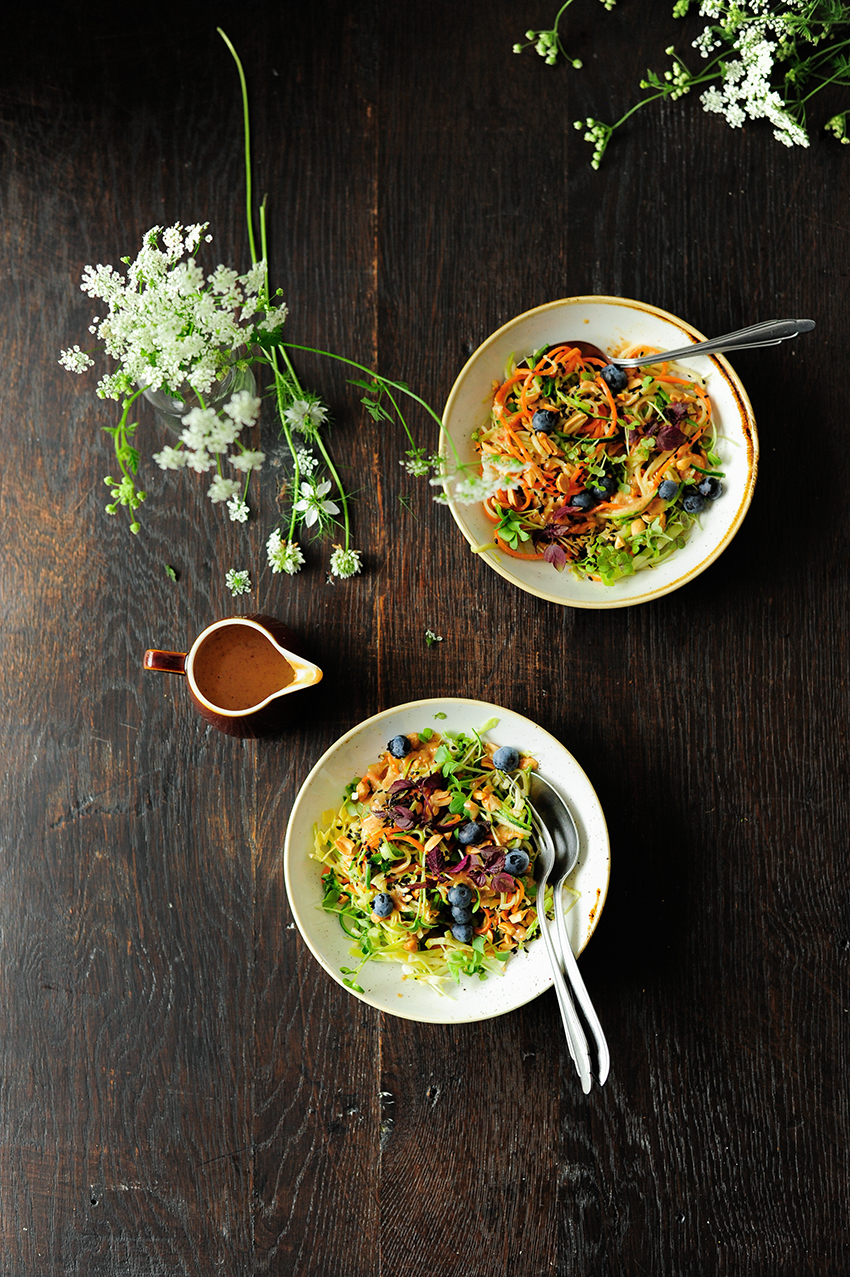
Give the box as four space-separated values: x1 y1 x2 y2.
1 0 849 1273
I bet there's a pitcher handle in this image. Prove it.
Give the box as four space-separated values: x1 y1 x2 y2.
143 649 188 675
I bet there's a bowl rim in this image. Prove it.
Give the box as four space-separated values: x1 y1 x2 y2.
439 295 759 609
283 696 611 1023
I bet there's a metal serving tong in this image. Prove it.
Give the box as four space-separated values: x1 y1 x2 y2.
610 317 815 369
524 775 609 1092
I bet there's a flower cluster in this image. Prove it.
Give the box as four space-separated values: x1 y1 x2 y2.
61 30 452 588
67 223 285 402
60 222 284 531
518 0 850 164
152 388 264 510
513 0 615 66
225 568 252 596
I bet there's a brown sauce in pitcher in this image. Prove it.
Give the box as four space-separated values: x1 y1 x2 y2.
192 625 294 711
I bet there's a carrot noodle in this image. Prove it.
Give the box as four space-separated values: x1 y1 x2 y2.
475 342 724 585
312 727 562 993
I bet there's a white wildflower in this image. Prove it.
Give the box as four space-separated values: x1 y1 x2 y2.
58 345 95 373
152 445 188 471
329 546 363 578
294 478 339 527
229 449 266 473
267 529 305 575
240 261 267 297
183 448 215 474
254 303 288 332
294 447 318 476
284 397 329 434
223 389 262 427
208 475 241 504
180 406 220 451
227 495 250 523
225 568 251 597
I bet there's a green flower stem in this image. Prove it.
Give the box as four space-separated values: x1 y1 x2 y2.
273 338 351 547
218 28 258 266
281 344 444 433
267 345 302 544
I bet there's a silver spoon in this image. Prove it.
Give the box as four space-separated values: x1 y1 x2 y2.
608 317 814 370
531 774 610 1086
528 801 593 1093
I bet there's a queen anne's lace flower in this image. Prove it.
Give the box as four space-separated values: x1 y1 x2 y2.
225 568 251 596
229 449 266 473
227 495 250 523
58 344 95 373
223 390 262 426
152 445 188 471
208 475 242 503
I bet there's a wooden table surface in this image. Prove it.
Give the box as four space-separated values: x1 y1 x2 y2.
2 2 848 1274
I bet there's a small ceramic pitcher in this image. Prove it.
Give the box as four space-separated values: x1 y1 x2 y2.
143 614 322 738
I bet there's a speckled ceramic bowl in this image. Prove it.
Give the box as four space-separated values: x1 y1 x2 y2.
440 296 758 608
284 698 610 1024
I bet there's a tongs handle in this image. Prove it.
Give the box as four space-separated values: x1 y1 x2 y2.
535 839 593 1093
554 879 610 1085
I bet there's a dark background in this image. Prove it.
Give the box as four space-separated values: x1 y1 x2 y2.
1 2 848 1274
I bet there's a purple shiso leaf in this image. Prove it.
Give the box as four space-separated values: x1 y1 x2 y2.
665 401 689 425
543 543 567 572
655 422 688 452
467 869 488 887
425 846 444 875
482 848 505 872
390 805 416 829
389 778 415 794
491 872 517 894
447 854 471 875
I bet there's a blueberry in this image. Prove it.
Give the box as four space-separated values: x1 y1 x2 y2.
589 473 618 500
451 905 473 924
387 734 411 758
531 408 559 433
447 883 473 908
600 364 628 393
697 476 723 500
657 479 679 501
570 490 597 511
504 849 530 876
457 820 487 846
492 745 520 772
372 892 394 917
683 491 706 514
451 922 474 944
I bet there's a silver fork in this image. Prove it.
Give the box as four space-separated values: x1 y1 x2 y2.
610 317 814 368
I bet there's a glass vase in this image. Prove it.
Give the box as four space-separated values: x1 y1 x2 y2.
141 364 256 434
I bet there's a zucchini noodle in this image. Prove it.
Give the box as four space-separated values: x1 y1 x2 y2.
477 342 725 585
313 727 555 993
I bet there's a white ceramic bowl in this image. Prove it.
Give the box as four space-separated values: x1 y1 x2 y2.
440 296 759 608
284 698 610 1024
